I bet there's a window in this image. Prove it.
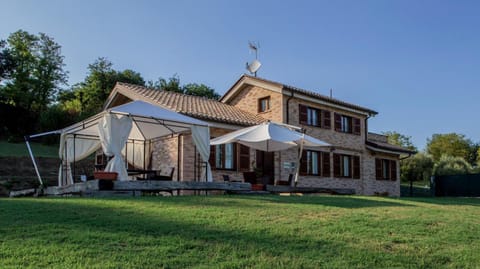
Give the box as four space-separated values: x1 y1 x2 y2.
299 104 331 129
209 143 250 171
258 97 270 112
211 143 236 170
341 116 351 133
334 113 361 135
300 150 330 177
333 154 360 179
307 107 319 126
382 159 390 179
375 158 397 180
342 155 350 177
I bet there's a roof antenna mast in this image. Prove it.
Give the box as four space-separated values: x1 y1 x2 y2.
246 41 262 77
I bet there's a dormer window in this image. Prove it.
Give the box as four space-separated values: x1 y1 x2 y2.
258 96 270 113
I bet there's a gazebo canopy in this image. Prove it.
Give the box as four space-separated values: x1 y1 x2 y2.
26 100 212 186
61 100 208 140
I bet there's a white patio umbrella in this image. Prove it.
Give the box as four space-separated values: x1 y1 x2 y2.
210 121 330 184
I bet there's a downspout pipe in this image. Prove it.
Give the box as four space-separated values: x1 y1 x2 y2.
286 90 294 124
364 114 371 143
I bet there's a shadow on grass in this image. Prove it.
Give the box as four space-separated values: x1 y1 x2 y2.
0 198 353 267
402 197 480 207
146 194 414 209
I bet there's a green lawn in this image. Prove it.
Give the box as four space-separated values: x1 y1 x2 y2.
0 195 479 268
0 140 58 157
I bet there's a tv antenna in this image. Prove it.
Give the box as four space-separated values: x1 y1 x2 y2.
246 41 262 77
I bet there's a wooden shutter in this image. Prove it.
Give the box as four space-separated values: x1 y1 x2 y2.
209 145 216 169
300 150 308 175
322 152 331 177
299 104 308 125
353 156 360 179
322 110 331 129
390 160 397 181
333 153 341 177
353 118 361 135
334 113 341 131
375 158 382 180
238 144 250 171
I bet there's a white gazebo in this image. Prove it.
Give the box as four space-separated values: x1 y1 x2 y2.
26 100 212 186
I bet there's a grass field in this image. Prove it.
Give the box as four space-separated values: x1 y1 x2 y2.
0 140 58 157
1 195 479 268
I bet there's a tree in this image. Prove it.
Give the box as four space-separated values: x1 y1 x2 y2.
147 74 182 93
0 30 67 113
432 155 472 176
400 152 434 196
426 133 477 165
59 57 145 116
382 131 417 151
400 152 434 182
183 83 220 100
0 40 15 82
147 75 221 99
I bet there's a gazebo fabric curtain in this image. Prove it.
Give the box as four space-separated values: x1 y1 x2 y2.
191 125 213 182
58 134 101 186
98 114 133 181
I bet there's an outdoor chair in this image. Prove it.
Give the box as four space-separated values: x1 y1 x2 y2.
243 171 257 184
276 174 294 186
136 170 161 181
152 167 175 181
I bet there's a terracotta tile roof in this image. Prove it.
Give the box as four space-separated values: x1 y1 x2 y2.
113 82 266 126
366 140 417 155
227 74 378 115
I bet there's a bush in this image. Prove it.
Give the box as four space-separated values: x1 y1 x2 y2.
0 103 38 139
432 155 472 176
401 152 434 182
39 105 79 144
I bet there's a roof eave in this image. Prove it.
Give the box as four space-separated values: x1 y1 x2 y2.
366 140 417 155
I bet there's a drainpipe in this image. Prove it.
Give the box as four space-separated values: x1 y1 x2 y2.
361 114 372 195
286 90 294 124
364 114 371 143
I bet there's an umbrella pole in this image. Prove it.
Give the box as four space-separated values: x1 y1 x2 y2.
294 133 305 186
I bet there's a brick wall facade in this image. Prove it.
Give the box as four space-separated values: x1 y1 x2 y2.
223 84 401 196
228 85 283 122
148 83 401 197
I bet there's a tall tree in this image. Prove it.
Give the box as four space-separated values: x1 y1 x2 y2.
426 133 477 165
183 83 220 100
147 75 221 99
147 74 182 93
0 40 15 83
60 57 145 115
0 30 67 112
382 131 417 151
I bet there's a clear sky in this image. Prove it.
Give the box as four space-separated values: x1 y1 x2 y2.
1 0 479 150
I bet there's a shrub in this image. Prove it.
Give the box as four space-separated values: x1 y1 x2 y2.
432 155 472 176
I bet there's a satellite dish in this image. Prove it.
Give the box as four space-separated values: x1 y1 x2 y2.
246 59 262 75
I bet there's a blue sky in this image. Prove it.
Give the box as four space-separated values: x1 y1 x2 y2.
1 0 479 150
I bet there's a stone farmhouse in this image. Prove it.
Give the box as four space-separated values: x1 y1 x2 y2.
104 74 414 196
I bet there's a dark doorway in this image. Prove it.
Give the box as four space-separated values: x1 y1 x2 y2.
256 150 275 185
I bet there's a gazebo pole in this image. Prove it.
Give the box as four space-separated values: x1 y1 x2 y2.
73 134 76 184
64 137 67 186
24 136 43 186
